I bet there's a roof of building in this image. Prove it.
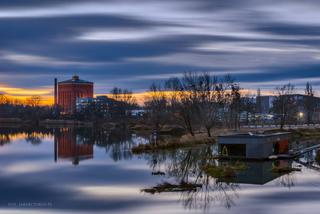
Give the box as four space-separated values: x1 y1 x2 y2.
58 75 93 84
218 132 291 139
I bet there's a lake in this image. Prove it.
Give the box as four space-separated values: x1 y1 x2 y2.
0 127 320 214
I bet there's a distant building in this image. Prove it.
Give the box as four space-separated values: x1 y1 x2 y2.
257 96 275 114
57 75 93 114
256 94 320 122
76 96 114 117
76 95 138 118
129 109 146 117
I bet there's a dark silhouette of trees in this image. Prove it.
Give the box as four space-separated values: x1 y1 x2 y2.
0 95 55 121
272 83 296 129
304 82 315 125
144 83 169 134
147 72 243 136
26 95 42 107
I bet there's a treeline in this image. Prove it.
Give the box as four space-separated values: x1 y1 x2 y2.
0 95 55 120
0 73 318 130
144 72 318 136
144 72 242 137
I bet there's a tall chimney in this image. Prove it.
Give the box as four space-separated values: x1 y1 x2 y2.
54 78 57 106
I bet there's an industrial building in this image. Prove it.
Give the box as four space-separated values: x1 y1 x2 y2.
55 75 93 114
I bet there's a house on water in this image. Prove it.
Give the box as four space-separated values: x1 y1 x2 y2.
218 132 291 159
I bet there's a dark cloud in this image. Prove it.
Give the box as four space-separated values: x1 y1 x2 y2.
0 0 320 94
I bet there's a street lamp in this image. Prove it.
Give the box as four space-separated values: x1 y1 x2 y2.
298 112 304 126
298 112 304 118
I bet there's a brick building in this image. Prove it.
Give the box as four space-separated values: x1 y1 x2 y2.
57 75 93 114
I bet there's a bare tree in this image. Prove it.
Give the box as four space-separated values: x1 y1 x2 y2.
109 87 137 119
26 95 42 107
272 83 296 129
144 83 169 134
304 82 315 125
220 75 241 130
165 77 193 136
193 73 223 137
150 72 241 136
165 75 198 136
110 87 137 106
0 94 9 105
229 82 241 130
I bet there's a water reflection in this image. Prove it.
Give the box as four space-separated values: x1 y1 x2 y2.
54 128 94 165
0 127 319 213
0 127 148 164
0 127 53 146
141 146 300 211
51 127 149 164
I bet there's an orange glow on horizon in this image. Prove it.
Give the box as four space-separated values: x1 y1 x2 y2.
1 85 276 106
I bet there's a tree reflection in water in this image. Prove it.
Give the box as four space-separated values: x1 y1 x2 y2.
74 127 148 161
276 173 296 188
141 146 303 211
57 127 154 163
0 127 53 146
0 127 307 210
142 147 241 210
0 127 148 162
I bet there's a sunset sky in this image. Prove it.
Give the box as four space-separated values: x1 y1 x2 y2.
1 0 320 100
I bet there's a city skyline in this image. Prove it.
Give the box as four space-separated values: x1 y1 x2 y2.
1 0 320 100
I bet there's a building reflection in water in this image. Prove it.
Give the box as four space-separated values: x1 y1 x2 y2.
218 160 291 185
54 128 93 165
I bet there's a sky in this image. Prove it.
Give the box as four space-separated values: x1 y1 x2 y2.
1 0 320 100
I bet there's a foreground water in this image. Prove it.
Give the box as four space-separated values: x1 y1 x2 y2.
0 127 320 214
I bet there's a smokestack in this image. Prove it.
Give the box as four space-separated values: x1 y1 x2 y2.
54 78 57 106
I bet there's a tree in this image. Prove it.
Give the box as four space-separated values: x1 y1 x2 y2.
165 75 197 136
0 94 9 105
144 83 169 134
229 82 241 130
110 87 136 106
165 77 192 135
110 87 137 116
26 95 42 107
272 83 296 129
304 82 315 125
192 73 222 137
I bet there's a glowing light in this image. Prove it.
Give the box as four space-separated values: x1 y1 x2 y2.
299 112 304 118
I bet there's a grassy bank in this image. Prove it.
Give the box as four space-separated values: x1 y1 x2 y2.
132 133 216 154
203 161 246 179
289 128 320 140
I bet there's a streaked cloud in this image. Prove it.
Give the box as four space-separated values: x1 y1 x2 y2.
0 0 319 97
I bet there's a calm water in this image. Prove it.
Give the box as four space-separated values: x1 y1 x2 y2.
0 127 320 214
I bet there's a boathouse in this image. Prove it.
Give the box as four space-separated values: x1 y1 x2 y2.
218 132 291 159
